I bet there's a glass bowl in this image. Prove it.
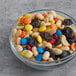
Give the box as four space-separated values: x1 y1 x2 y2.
9 9 76 70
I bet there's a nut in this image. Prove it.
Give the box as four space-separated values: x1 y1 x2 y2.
56 44 62 48
36 13 44 20
47 14 53 21
52 48 62 55
16 37 21 45
45 29 56 34
16 45 23 52
25 50 33 58
61 37 70 46
32 46 38 56
48 57 54 61
44 42 52 49
60 46 70 51
16 26 24 29
56 20 62 27
15 30 21 37
31 32 39 37
48 10 57 18
43 51 50 60
12 28 17 36
56 14 65 21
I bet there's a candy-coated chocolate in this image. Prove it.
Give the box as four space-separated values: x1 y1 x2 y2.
37 46 44 54
21 38 28 45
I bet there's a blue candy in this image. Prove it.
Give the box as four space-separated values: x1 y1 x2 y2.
36 54 42 61
37 46 44 54
21 38 28 45
55 29 62 36
26 36 32 40
23 47 28 50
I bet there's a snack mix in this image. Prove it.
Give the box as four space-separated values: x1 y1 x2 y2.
12 10 76 62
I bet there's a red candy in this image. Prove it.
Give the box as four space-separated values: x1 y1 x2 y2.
20 31 26 38
48 39 56 44
26 44 32 50
42 13 47 17
54 18 58 23
53 34 58 40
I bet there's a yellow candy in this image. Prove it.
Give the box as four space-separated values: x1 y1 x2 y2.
25 24 33 31
61 35 66 39
21 50 27 56
24 13 31 17
50 20 55 24
37 35 42 43
39 26 46 32
18 16 23 22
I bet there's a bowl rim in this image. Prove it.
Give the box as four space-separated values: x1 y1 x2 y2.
9 9 76 65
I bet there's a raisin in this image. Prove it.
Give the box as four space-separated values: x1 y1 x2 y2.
64 19 73 25
40 32 53 41
54 36 61 46
28 37 38 47
44 47 56 59
61 27 74 38
31 18 40 28
59 51 71 58
67 38 76 44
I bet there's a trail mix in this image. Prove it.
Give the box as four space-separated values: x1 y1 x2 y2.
12 10 76 62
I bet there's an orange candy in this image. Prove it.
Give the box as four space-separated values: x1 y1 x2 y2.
42 13 47 17
50 24 58 30
20 31 26 38
20 17 25 23
24 17 31 24
74 43 76 49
